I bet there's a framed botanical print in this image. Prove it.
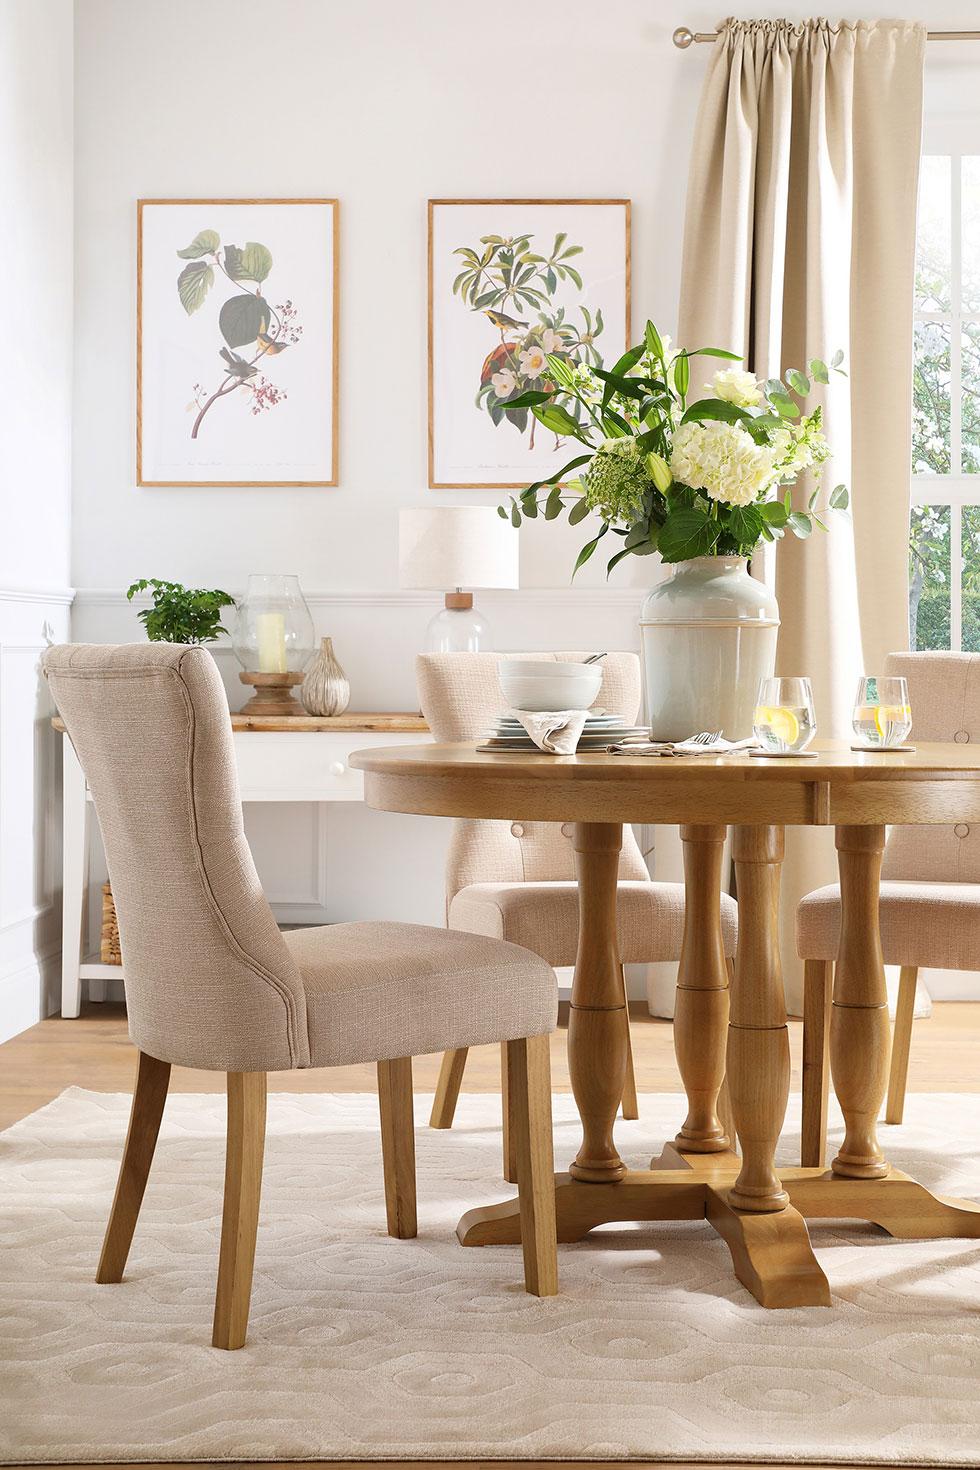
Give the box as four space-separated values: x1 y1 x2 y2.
137 198 339 486
428 198 630 488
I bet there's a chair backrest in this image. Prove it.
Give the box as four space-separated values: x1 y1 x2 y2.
882 651 980 882
416 651 649 908
44 643 309 1072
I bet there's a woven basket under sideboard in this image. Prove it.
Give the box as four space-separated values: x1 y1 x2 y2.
100 883 122 965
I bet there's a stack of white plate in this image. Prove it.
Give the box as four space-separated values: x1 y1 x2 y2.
478 712 648 752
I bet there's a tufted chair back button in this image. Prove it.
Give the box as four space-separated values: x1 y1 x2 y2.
510 822 525 839
954 823 971 839
954 729 971 744
560 823 574 839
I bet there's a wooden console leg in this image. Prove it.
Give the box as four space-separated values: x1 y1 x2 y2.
212 1071 267 1350
885 966 918 1125
831 826 890 1179
727 826 790 1213
429 1048 468 1129
674 824 730 1153
801 959 833 1167
568 822 628 1182
96 1050 171 1283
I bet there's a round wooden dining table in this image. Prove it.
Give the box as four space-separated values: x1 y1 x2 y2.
350 738 980 1307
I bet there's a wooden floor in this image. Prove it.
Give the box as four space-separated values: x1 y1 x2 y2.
3 1001 977 1470
2 999 978 1133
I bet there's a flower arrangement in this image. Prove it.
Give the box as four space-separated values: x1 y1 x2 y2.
499 321 849 574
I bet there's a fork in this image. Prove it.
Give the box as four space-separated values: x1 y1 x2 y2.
689 730 723 746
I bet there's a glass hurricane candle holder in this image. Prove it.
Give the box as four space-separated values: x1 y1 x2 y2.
232 574 316 717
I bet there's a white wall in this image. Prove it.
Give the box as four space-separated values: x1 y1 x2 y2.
62 3 980 1010
0 0 74 1040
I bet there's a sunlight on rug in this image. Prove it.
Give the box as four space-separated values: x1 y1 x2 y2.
2 1088 980 1464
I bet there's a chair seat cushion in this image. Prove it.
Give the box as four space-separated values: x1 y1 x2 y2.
286 921 557 1068
449 881 738 967
797 880 980 969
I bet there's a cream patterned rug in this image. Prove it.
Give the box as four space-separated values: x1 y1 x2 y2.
3 1088 980 1465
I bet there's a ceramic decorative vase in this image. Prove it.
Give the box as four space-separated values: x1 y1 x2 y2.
301 636 351 717
639 556 779 740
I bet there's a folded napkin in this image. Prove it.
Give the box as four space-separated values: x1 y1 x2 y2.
608 734 759 757
511 708 588 754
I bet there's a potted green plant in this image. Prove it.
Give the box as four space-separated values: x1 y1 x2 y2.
126 578 235 645
500 321 850 738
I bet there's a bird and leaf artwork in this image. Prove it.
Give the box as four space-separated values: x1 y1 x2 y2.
452 231 603 451
174 230 303 439
137 199 338 487
429 201 629 488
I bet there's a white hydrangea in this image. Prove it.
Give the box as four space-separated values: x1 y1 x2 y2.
669 420 777 507
708 367 763 408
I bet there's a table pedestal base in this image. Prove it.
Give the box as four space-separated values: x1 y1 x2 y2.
456 1143 980 1309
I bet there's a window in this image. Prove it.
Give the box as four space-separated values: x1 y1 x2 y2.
910 154 980 650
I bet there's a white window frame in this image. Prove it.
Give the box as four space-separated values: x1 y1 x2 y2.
912 119 980 650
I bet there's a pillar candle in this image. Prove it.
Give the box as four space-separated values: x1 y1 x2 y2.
256 612 287 673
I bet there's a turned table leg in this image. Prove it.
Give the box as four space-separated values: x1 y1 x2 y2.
831 825 890 1179
568 822 627 1183
727 826 790 1212
674 824 731 1153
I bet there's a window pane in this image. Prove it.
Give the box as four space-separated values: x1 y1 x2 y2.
913 322 951 474
909 505 951 650
964 506 980 651
963 324 980 473
962 157 980 314
916 155 951 312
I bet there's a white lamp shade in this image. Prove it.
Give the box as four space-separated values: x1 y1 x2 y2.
399 506 519 591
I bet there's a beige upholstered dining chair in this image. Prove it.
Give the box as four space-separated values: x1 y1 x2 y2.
417 650 739 1173
798 651 980 1166
44 643 559 1349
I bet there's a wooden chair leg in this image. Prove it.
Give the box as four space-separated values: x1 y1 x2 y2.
501 1041 518 1184
885 966 918 1125
506 1033 558 1297
378 1056 417 1239
620 964 639 1121
429 1047 468 1129
801 959 832 1168
96 1050 171 1284
212 1071 267 1351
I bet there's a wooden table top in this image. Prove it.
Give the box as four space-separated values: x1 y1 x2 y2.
52 711 428 734
350 739 980 827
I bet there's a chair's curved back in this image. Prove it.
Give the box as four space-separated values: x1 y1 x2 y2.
883 651 980 882
44 643 309 1071
416 651 649 907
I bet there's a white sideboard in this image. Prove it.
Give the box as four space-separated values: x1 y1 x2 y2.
58 713 430 1018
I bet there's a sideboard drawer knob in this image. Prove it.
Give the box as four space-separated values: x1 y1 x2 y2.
329 761 346 777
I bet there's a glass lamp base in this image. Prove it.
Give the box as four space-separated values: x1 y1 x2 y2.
424 604 493 653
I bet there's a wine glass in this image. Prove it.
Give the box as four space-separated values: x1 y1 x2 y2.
852 676 912 749
753 677 817 754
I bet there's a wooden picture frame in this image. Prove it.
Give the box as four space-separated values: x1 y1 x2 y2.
137 198 339 487
427 198 631 489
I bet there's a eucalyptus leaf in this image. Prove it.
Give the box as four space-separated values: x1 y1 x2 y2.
829 483 850 509
545 487 563 520
809 358 830 384
568 496 592 526
786 368 811 395
787 511 813 539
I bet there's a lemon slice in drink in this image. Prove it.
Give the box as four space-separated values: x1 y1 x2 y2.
874 704 911 739
756 705 800 745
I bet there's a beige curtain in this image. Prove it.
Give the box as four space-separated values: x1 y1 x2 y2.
677 18 926 1011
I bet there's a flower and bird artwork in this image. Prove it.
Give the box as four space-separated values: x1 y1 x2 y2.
429 201 630 487
138 199 338 487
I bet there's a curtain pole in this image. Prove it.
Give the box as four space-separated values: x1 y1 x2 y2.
673 26 980 48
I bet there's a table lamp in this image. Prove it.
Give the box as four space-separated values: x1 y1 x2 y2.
399 506 519 652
